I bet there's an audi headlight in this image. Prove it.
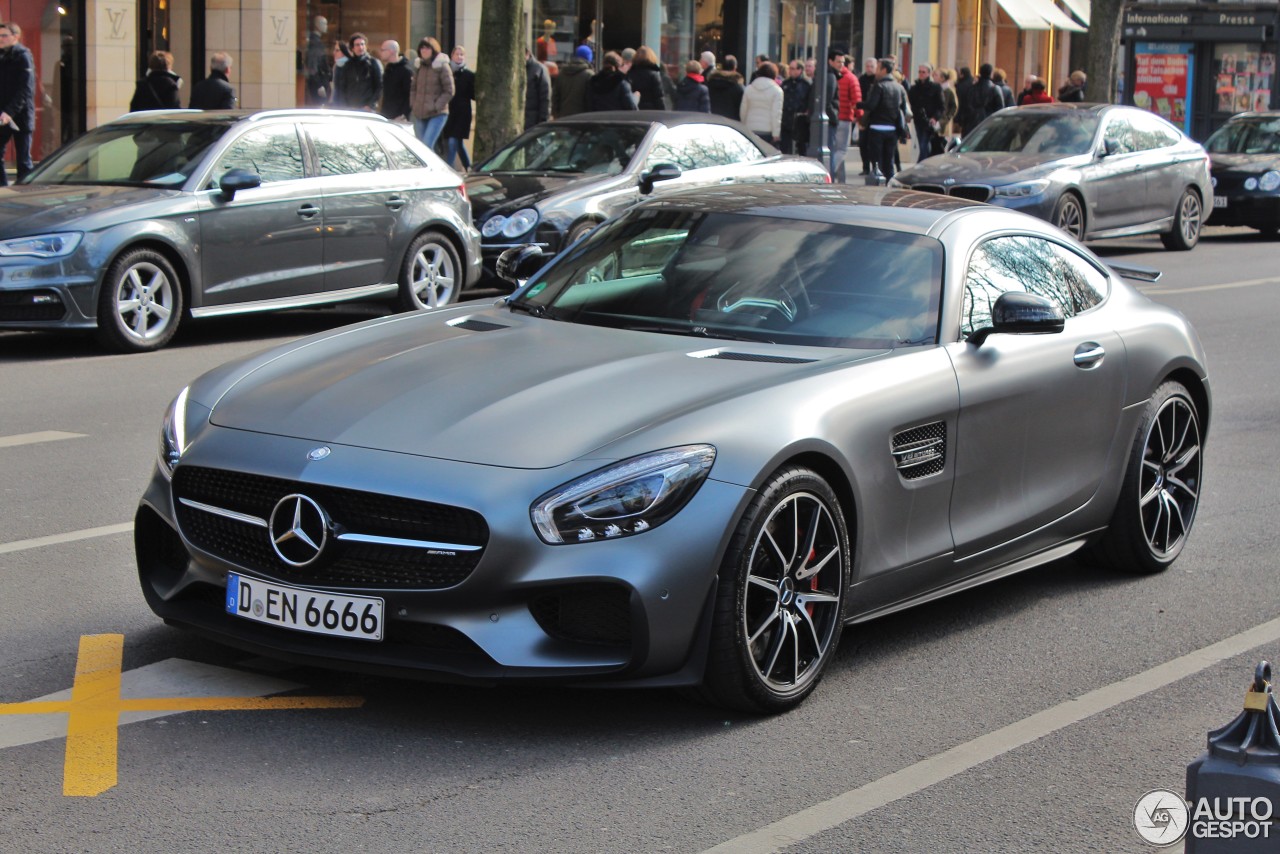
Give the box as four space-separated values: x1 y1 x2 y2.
502 208 539 239
531 445 717 544
1259 171 1280 192
0 232 83 258
158 386 191 478
994 179 1050 198
481 215 507 238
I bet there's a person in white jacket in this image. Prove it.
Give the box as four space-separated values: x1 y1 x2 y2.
739 62 783 146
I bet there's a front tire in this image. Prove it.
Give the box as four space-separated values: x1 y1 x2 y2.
1053 192 1086 241
1093 381 1203 574
699 466 851 713
94 248 184 352
1161 188 1202 250
396 231 461 311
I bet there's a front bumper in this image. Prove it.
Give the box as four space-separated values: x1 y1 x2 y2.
1206 191 1280 229
0 254 101 331
136 425 747 686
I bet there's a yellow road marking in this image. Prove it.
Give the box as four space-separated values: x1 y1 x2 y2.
0 634 364 797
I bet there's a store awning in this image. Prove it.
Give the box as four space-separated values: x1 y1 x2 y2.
993 0 1088 31
1058 0 1090 27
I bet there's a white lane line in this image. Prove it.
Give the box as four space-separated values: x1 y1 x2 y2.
1143 275 1280 296
0 523 133 556
0 431 86 449
702 615 1280 854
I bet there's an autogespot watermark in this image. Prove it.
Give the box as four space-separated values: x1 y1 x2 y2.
1134 789 1276 846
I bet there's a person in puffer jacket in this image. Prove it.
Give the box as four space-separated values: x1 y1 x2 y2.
739 63 782 145
625 46 667 110
587 51 638 112
674 61 710 112
706 55 745 120
409 36 454 148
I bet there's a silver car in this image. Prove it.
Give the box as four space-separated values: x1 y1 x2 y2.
891 104 1212 250
0 109 481 351
136 185 1209 713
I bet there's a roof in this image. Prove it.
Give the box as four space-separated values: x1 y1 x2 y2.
105 108 393 125
552 110 757 129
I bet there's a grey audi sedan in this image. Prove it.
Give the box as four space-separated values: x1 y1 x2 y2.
136 185 1208 713
0 109 481 351
890 104 1212 250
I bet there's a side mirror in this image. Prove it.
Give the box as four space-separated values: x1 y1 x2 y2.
1100 138 1120 158
219 168 261 200
495 244 546 285
638 162 682 195
945 136 960 153
967 292 1065 345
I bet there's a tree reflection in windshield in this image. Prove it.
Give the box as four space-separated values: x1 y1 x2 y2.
1205 119 1280 155
480 125 648 176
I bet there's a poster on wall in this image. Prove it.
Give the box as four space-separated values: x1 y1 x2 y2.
1133 42 1194 135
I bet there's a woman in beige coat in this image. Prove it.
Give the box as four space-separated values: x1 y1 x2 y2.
410 36 455 148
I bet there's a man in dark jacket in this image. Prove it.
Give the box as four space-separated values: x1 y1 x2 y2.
967 63 1003 132
857 57 877 174
953 66 975 137
863 58 905 181
525 49 551 130
442 46 475 170
706 55 745 120
131 51 183 111
0 21 35 185
806 56 838 160
780 60 811 155
189 53 237 109
554 45 594 117
907 62 943 162
674 61 710 112
337 33 382 111
378 40 413 121
587 51 637 112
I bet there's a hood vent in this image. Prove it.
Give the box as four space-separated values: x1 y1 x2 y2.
449 317 510 332
692 350 818 364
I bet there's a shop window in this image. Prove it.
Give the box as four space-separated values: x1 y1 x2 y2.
1214 44 1274 114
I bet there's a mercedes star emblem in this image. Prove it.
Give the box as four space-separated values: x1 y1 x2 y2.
308 446 332 461
268 494 331 567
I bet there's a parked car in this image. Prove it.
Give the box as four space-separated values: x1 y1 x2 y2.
1203 110 1280 234
464 111 831 275
0 109 481 352
136 185 1209 714
890 103 1212 250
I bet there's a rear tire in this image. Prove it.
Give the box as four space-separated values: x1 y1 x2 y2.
396 231 461 311
94 248 184 353
697 466 851 714
1092 381 1203 574
1053 193 1086 240
1160 189 1202 250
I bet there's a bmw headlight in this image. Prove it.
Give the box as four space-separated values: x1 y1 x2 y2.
0 232 83 258
994 179 1050 198
1259 171 1280 192
158 386 191 478
481 215 507 238
501 208 539 239
531 445 717 544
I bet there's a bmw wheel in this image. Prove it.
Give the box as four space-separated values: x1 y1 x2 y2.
1161 188 1202 251
95 248 184 353
1094 381 1203 574
397 231 461 311
700 466 850 713
1053 192 1086 240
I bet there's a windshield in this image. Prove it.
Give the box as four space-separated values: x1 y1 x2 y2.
26 120 231 187
959 111 1099 156
512 209 943 349
478 124 649 176
1204 119 1280 154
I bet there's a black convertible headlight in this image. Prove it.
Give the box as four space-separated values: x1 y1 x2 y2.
158 386 191 478
531 445 716 544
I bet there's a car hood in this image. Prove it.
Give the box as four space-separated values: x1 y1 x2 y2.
898 151 1076 184
0 184 176 236
466 172 616 220
207 306 880 469
1209 152 1280 174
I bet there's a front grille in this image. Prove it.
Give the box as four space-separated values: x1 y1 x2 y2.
892 421 947 480
0 290 65 322
530 585 632 647
172 466 489 590
912 184 946 195
948 184 993 202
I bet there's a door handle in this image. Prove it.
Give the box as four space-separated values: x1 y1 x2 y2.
1073 342 1105 368
385 196 408 210
719 177 736 184
297 203 320 219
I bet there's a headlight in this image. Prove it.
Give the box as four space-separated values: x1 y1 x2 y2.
158 386 191 478
0 232 83 258
502 208 539 239
531 445 716 544
1259 171 1280 192
994 180 1050 198
481 215 507 238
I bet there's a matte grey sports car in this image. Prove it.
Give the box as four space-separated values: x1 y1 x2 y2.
465 111 830 275
890 104 1212 251
135 185 1210 713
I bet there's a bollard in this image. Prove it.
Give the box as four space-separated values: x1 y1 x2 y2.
1185 661 1280 852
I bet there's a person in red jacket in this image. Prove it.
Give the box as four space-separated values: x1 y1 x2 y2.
829 52 862 183
1023 79 1053 104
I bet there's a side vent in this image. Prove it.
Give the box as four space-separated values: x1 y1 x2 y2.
892 422 946 480
690 350 818 364
448 317 510 332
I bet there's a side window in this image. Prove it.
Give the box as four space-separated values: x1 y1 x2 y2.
307 123 391 176
1103 118 1138 155
1128 111 1182 150
374 127 428 170
212 125 305 184
646 125 710 171
961 235 1109 336
701 126 765 165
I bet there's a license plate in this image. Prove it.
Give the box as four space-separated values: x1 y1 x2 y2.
225 572 384 641
1214 195 1227 208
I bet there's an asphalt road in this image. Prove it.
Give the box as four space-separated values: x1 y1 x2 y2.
1 227 1278 853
